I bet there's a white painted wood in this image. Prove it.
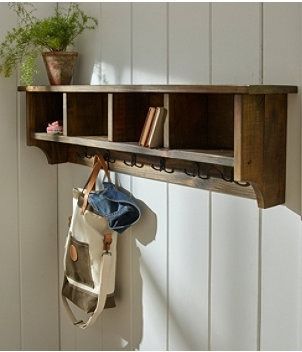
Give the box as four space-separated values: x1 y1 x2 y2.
100 3 131 84
131 5 168 350
168 5 210 350
74 3 101 85
17 4 59 350
18 94 59 350
212 3 261 84
132 3 167 84
169 3 210 84
211 4 261 350
261 207 301 350
263 3 301 214
101 174 133 351
168 185 209 351
261 4 302 350
211 194 259 350
97 4 133 350
131 178 168 350
0 5 21 349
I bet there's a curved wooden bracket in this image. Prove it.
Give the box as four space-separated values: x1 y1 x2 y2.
234 94 287 208
33 140 69 164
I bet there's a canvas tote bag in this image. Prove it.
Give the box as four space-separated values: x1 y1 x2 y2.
62 155 117 329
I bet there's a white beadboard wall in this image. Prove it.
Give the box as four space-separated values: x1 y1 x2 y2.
1 2 302 351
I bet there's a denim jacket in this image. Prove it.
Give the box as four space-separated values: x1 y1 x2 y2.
88 182 141 234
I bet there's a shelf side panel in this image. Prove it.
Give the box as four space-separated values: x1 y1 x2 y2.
263 94 287 204
234 94 287 208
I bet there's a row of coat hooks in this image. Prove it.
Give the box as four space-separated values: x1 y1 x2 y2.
76 149 250 187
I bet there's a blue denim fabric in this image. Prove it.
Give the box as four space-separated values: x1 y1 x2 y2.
88 182 141 234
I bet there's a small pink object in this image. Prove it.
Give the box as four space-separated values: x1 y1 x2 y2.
46 120 63 134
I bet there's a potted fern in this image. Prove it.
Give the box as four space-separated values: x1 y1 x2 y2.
0 3 97 85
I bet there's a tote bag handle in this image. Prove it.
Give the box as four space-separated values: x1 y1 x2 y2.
82 155 111 213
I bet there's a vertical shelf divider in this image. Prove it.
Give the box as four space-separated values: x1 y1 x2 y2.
163 93 170 148
63 93 67 136
108 93 113 142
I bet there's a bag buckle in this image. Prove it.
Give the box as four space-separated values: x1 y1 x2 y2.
103 230 112 255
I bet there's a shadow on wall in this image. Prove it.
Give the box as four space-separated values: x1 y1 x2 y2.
104 182 158 350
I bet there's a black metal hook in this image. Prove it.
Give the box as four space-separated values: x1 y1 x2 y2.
234 181 251 187
184 162 199 177
151 158 174 173
197 164 210 180
77 148 93 160
123 154 144 168
183 163 250 187
104 150 116 164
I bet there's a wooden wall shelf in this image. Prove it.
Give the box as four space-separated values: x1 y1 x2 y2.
18 84 298 208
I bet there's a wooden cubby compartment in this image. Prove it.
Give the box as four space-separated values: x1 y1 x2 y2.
19 84 298 209
109 93 164 142
65 93 108 137
166 93 234 149
26 92 63 144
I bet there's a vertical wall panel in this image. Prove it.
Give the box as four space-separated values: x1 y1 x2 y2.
131 178 168 350
18 4 59 350
261 207 301 350
132 5 168 350
212 3 261 84
169 3 209 84
100 3 131 84
168 4 210 350
168 186 209 351
101 174 132 351
262 4 302 350
98 4 133 350
132 3 167 84
211 195 259 350
18 96 59 350
73 3 101 85
0 5 21 349
211 4 261 350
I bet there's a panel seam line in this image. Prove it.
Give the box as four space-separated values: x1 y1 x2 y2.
16 73 23 350
208 191 212 351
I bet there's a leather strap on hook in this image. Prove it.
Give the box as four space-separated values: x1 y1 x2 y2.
81 155 111 214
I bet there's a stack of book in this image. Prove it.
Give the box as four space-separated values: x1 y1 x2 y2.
139 107 167 148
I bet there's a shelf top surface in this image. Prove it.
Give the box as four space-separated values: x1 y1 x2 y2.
33 133 234 167
18 84 298 94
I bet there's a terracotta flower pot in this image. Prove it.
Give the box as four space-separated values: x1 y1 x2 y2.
42 51 78 85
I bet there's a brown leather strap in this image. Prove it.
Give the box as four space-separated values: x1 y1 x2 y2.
103 230 112 252
81 155 111 213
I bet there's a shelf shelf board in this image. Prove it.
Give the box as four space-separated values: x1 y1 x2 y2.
18 84 297 94
33 133 234 167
